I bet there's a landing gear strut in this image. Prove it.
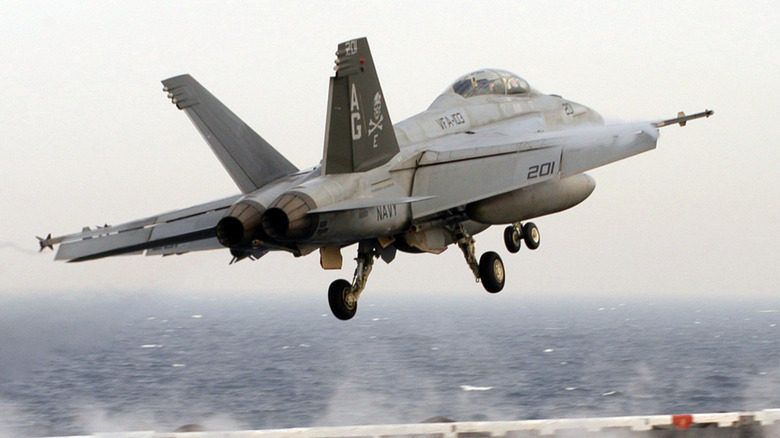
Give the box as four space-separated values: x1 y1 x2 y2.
328 241 376 320
456 224 505 293
503 222 540 253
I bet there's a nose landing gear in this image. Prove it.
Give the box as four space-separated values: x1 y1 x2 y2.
504 222 540 252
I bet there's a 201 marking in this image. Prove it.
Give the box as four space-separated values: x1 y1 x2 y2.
527 161 556 179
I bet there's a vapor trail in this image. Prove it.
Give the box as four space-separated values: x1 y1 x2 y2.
0 241 38 255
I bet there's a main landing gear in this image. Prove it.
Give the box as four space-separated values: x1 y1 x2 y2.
328 241 377 321
456 224 505 293
327 222 542 320
458 221 541 294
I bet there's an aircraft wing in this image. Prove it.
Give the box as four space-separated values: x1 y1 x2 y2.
402 121 659 219
40 195 242 262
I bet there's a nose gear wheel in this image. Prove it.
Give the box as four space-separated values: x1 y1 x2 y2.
504 222 541 252
523 222 540 250
504 225 522 253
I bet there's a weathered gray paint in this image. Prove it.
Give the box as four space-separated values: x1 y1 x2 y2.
43 37 708 275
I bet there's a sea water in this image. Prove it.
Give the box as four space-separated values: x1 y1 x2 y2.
1 292 778 436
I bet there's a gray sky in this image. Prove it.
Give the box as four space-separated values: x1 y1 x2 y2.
1 1 778 300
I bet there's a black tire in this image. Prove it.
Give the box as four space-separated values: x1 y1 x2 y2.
504 225 522 253
328 279 356 320
523 222 540 250
479 251 505 293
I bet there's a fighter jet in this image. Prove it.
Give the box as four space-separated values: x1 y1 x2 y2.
39 37 712 320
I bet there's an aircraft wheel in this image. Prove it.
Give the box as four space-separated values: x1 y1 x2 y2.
504 226 522 253
328 279 357 320
479 251 505 293
523 222 540 250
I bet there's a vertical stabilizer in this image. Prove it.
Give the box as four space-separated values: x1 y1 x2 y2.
322 38 400 175
162 75 298 193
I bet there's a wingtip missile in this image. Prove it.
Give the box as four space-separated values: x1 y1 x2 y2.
655 109 714 128
36 233 69 252
36 233 54 252
677 111 687 127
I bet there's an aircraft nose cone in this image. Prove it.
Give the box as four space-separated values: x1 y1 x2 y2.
216 201 266 247
261 192 317 241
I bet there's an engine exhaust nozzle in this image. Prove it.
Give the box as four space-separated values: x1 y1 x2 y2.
261 192 317 241
215 201 266 247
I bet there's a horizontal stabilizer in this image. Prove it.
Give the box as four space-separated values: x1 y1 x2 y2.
162 75 298 193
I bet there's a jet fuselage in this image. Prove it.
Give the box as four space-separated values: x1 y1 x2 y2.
219 76 604 256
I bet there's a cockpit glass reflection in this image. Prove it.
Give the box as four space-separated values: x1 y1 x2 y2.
448 69 530 98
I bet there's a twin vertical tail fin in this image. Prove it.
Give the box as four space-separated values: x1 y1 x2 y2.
322 38 400 175
162 75 299 194
163 38 397 184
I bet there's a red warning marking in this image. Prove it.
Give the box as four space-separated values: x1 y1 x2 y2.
672 415 694 429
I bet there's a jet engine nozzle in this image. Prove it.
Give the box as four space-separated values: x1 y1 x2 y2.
261 192 318 241
215 201 266 247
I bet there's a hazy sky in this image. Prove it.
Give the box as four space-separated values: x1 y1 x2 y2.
1 1 778 301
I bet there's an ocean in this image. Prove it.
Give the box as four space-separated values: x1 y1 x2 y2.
1 292 778 437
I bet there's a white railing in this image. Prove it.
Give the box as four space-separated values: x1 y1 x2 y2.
44 408 780 438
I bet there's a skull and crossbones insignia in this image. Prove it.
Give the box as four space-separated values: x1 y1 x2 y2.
368 92 384 136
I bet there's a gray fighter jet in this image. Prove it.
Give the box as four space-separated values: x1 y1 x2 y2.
38 37 712 320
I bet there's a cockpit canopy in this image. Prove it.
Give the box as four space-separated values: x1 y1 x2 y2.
447 69 532 98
